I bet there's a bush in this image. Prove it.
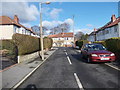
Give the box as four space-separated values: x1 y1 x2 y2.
105 37 120 53
12 34 53 55
0 40 18 60
12 34 40 55
75 40 89 49
43 37 53 50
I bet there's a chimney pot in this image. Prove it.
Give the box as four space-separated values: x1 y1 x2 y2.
111 14 116 22
14 15 19 23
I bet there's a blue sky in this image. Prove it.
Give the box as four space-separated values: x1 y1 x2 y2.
1 2 118 34
29 2 118 34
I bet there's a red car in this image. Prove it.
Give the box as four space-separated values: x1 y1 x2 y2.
81 43 116 63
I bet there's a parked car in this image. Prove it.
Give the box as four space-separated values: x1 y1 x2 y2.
81 43 116 63
75 46 79 49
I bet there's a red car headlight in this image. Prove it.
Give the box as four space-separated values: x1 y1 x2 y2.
110 53 115 56
91 54 98 57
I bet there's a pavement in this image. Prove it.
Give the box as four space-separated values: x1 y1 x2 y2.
0 47 58 89
0 56 17 70
17 47 120 89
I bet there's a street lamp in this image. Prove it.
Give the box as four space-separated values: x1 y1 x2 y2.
39 1 50 60
72 15 75 47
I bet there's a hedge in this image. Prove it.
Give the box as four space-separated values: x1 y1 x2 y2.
93 37 120 53
12 34 40 55
12 34 53 55
75 40 89 49
0 39 18 60
105 37 120 53
43 37 53 49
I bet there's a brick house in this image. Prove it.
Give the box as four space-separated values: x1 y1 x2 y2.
0 15 38 39
48 32 74 47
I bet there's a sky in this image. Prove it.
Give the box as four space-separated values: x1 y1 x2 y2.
1 2 119 34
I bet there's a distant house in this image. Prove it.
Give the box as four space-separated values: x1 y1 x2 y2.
88 15 120 42
48 32 74 47
0 15 38 39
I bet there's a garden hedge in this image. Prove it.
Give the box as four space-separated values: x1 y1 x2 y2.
12 34 40 55
43 37 53 50
12 33 53 55
75 40 89 49
93 37 120 53
0 39 18 60
105 37 120 53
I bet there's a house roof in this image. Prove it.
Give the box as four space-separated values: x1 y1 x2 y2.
48 32 73 38
0 16 35 34
98 16 120 31
89 15 120 35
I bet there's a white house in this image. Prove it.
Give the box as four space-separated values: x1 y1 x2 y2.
88 15 120 42
0 15 38 39
48 32 74 47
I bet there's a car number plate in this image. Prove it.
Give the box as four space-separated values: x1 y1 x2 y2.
101 58 109 60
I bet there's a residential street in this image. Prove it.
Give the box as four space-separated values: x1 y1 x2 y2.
17 47 120 89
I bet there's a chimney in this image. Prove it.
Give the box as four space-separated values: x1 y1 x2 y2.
14 15 19 23
94 28 97 32
111 15 116 22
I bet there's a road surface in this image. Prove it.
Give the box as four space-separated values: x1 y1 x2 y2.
18 47 120 89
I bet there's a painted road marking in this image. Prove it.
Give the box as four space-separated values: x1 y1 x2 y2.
67 56 72 65
105 63 120 71
74 73 84 89
65 52 68 55
64 50 66 52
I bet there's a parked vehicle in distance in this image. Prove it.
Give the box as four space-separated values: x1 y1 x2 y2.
81 43 116 63
75 46 79 49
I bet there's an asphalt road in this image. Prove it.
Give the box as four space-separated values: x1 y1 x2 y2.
18 47 120 89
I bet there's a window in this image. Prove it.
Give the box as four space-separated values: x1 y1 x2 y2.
67 37 68 40
114 26 118 32
14 28 16 33
105 30 109 34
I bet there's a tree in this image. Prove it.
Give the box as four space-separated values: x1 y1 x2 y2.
31 25 48 36
75 31 84 40
59 23 70 33
31 25 40 36
75 31 89 40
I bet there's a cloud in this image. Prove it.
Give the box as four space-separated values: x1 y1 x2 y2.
50 8 62 19
21 23 32 28
64 18 73 26
42 18 73 29
1 2 39 23
42 20 63 29
75 28 93 34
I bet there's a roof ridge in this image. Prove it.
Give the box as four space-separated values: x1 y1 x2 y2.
6 16 14 24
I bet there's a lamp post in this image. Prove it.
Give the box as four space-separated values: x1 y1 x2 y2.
39 1 50 60
72 15 75 47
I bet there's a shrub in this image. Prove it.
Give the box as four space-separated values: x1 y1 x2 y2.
75 40 89 49
43 37 53 50
105 37 120 53
93 37 120 53
0 39 18 60
12 34 40 55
